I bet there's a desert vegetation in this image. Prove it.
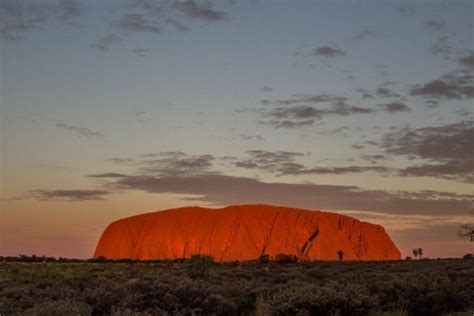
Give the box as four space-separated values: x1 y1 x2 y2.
0 255 473 316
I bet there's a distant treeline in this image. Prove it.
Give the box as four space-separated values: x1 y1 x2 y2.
1 252 472 263
0 253 298 264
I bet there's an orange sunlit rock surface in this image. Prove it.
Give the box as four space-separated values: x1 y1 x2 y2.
94 205 401 261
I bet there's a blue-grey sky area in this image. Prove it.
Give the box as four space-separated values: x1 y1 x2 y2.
1 0 473 258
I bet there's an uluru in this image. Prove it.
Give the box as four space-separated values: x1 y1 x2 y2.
94 205 400 261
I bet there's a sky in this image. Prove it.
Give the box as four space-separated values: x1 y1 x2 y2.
0 0 473 259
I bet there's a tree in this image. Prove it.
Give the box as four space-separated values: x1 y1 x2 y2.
459 224 474 242
412 248 419 259
337 250 344 261
418 248 423 259
459 206 474 242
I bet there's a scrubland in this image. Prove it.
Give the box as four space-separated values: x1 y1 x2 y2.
0 256 473 316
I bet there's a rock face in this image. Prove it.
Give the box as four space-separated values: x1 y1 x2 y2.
94 205 401 261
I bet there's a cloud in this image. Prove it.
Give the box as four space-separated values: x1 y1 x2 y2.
235 150 304 168
95 173 473 216
260 86 273 92
430 35 452 59
0 196 25 202
399 7 417 16
353 30 378 41
239 134 264 141
133 48 151 57
360 154 386 164
338 209 471 232
261 94 348 106
88 0 230 52
119 13 162 33
87 149 473 215
91 33 122 52
173 0 227 22
56 123 104 139
425 99 439 108
105 158 135 165
32 165 75 172
232 150 393 176
265 102 374 128
381 120 474 183
0 0 82 40
424 19 446 30
108 151 215 176
378 101 412 113
56 0 82 23
313 46 346 57
260 94 375 128
375 87 401 98
356 88 375 99
88 172 128 178
410 70 474 100
458 52 474 68
399 159 474 183
31 189 110 201
279 165 393 176
382 120 473 162
266 119 315 129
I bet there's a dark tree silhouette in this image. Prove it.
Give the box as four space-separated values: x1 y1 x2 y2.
337 250 344 261
418 248 423 259
412 248 419 259
459 224 474 242
459 206 473 242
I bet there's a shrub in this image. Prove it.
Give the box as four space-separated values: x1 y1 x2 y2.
187 254 214 279
23 300 91 316
258 254 270 264
275 253 298 263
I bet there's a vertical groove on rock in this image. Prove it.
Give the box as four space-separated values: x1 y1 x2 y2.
262 210 281 256
299 225 319 259
220 215 241 260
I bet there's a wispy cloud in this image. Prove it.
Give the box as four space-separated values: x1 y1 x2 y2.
91 33 122 52
119 13 162 33
107 151 215 177
377 102 412 113
410 70 474 100
93 173 472 216
381 120 474 183
239 134 264 141
0 0 83 40
423 19 446 30
353 30 379 41
56 123 104 139
233 150 393 176
31 189 110 201
31 165 75 172
313 46 346 57
458 52 474 68
375 87 401 98
173 0 227 22
259 94 375 128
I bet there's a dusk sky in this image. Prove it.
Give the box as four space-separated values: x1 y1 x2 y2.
1 0 473 259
